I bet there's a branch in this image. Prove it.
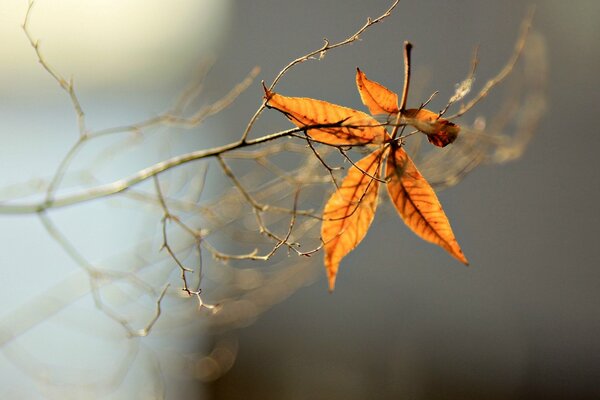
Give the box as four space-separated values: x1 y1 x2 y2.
0 120 380 215
0 127 295 214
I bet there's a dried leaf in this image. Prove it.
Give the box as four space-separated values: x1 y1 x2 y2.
265 68 471 292
322 148 386 291
403 109 460 147
354 69 460 147
264 88 387 145
386 145 468 264
355 68 399 115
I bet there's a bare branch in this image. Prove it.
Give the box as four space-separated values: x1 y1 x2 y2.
0 126 305 214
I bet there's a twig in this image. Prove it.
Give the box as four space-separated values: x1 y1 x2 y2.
448 8 534 119
322 147 387 223
217 156 299 251
438 46 479 117
217 155 265 211
420 91 439 109
153 176 196 294
130 284 170 337
23 1 87 137
339 149 387 183
304 135 342 189
170 57 216 115
91 66 260 138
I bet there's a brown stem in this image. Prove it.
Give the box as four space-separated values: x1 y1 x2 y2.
399 41 413 112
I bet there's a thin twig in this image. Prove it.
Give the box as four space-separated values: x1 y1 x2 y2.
339 149 387 183
152 175 211 296
23 1 87 137
130 284 170 337
91 66 260 138
239 0 400 143
322 147 387 223
448 8 534 119
304 135 342 189
438 46 479 117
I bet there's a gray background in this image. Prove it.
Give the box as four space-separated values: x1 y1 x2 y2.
207 0 600 399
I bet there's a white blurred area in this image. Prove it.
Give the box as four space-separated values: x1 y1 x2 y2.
0 0 231 89
0 1 232 398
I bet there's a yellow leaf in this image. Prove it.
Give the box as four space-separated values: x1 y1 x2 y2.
386 145 468 264
322 148 387 291
264 88 387 145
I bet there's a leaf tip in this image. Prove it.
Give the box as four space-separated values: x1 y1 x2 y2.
454 249 469 266
328 281 336 293
326 262 338 292
355 67 365 81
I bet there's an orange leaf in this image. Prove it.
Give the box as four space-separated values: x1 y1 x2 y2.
402 108 460 147
355 68 399 115
264 88 387 145
322 148 386 291
386 145 468 264
354 70 460 147
265 69 470 292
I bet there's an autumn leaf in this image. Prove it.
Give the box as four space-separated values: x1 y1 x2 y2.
355 70 460 147
355 68 399 116
402 108 460 147
264 87 387 145
322 148 387 291
386 144 468 265
265 67 469 291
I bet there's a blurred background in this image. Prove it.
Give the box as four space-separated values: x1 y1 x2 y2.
1 0 599 399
